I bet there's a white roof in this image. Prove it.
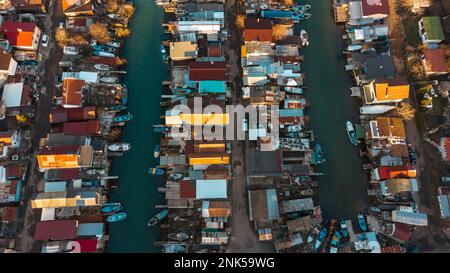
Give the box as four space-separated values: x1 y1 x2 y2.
196 179 227 199
349 1 363 20
40 207 56 221
355 29 365 40
79 71 99 83
2 82 24 108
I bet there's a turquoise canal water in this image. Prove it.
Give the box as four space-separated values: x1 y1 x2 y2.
107 0 166 253
300 0 368 219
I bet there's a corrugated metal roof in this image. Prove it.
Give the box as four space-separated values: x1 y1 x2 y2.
77 223 104 236
266 189 280 220
196 179 227 199
44 181 67 193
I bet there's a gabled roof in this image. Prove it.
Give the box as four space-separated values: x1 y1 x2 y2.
374 77 409 101
0 50 14 71
424 49 448 73
189 61 226 81
0 21 37 47
62 78 85 106
421 16 445 41
63 120 100 135
34 220 78 240
361 0 389 16
62 0 93 14
376 117 405 138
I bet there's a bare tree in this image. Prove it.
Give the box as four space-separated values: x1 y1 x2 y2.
394 102 416 121
55 28 70 47
90 22 111 43
115 27 131 38
118 4 135 20
236 14 245 30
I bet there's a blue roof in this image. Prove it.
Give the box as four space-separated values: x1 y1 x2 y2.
261 9 293 19
438 195 450 218
44 181 67 193
199 81 226 94
279 108 304 117
266 189 280 220
77 223 104 236
196 179 227 199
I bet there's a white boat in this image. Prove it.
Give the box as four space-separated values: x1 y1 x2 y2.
108 142 131 152
346 121 357 146
175 9 187 15
300 30 309 47
100 77 119 83
359 105 395 115
346 44 363 51
63 46 79 56
94 64 110 71
106 41 121 48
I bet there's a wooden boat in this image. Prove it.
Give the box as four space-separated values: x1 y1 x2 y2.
357 214 368 232
149 168 165 175
106 105 127 112
315 144 325 163
108 142 131 152
329 231 342 253
100 77 119 83
106 212 127 223
113 113 133 122
300 30 309 46
167 232 189 241
340 219 349 238
148 209 168 226
101 203 123 214
94 64 110 71
346 44 363 51
313 228 328 252
346 121 357 146
154 144 160 158
169 173 183 180
300 188 314 196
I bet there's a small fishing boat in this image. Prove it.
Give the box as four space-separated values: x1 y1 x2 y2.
101 203 123 214
121 87 128 105
175 8 188 15
346 121 357 146
346 44 363 51
300 30 309 47
106 212 127 223
300 188 314 196
357 214 368 232
315 144 325 163
113 113 133 122
293 175 312 184
108 142 131 152
172 88 191 95
169 173 183 180
313 228 328 252
284 87 305 94
340 219 349 238
163 244 185 253
106 105 127 112
148 209 169 226
292 4 311 12
167 232 189 241
149 168 165 175
286 125 302 133
295 12 311 21
161 44 167 61
94 64 110 71
100 77 119 83
106 41 121 48
154 144 160 158
329 231 342 253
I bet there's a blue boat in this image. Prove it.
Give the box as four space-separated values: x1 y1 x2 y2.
163 244 185 253
149 168 165 175
121 87 128 105
106 105 127 112
101 203 123 214
261 9 294 19
358 214 368 232
154 126 170 133
113 113 133 122
92 44 116 53
340 219 349 238
329 231 342 253
154 144 160 158
346 121 358 145
148 209 169 226
315 144 325 163
313 228 328 252
161 44 167 62
106 212 127 223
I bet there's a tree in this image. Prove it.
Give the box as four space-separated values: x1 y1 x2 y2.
69 34 89 46
105 0 120 13
406 56 425 80
236 14 245 30
117 4 135 20
115 27 131 38
282 0 293 6
394 102 416 121
55 28 70 47
109 127 122 142
90 22 111 43
272 24 285 41
115 57 128 66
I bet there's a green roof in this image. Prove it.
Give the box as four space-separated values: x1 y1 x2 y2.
422 16 445 41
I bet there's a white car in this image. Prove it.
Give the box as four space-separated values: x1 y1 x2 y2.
41 34 49 47
63 46 79 56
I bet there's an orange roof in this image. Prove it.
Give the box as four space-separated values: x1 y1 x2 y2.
37 154 79 169
376 117 406 138
0 21 36 47
374 78 409 101
424 49 448 73
62 78 84 106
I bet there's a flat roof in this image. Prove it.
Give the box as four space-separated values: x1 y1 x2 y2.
196 179 227 199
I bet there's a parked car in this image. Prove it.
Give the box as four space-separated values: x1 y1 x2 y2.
63 46 79 56
41 34 49 47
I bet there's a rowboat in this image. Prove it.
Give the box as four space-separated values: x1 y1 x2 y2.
313 228 328 252
94 64 110 71
167 232 189 241
346 121 357 146
315 144 325 163
108 142 131 152
101 203 123 214
113 113 133 122
148 209 169 226
106 212 127 223
329 231 342 253
149 168 165 175
357 214 367 232
300 30 309 47
154 144 160 158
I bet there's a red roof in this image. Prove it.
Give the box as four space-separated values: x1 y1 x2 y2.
189 61 226 81
0 21 37 47
34 220 78 241
5 164 23 179
9 180 18 195
244 17 273 42
446 138 450 161
180 180 196 198
424 49 448 73
1 207 17 222
76 239 97 252
50 106 96 124
207 43 222 57
361 0 389 16
48 168 80 180
377 165 416 180
394 223 410 241
63 120 100 135
38 145 80 155
62 78 84 106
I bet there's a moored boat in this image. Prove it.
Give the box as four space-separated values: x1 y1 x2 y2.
108 142 131 152
329 231 342 253
357 214 368 232
284 87 305 94
106 105 127 112
293 175 311 184
295 12 311 21
167 232 189 241
101 203 123 214
161 44 167 62
148 209 169 226
359 105 395 115
340 219 349 238
300 29 309 47
100 77 119 83
106 212 127 223
300 188 314 196
163 244 185 253
154 144 160 158
94 64 110 71
154 126 170 133
346 121 357 146
315 144 325 163
313 228 328 252
346 44 363 51
113 113 133 122
149 168 165 175
169 173 183 180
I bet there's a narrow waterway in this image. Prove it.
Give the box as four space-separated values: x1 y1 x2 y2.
107 0 166 253
300 0 368 220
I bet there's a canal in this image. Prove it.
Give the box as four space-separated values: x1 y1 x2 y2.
300 0 368 220
107 0 166 253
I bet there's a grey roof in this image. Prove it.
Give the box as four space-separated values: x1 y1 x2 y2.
246 148 282 177
365 55 395 79
282 198 314 213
